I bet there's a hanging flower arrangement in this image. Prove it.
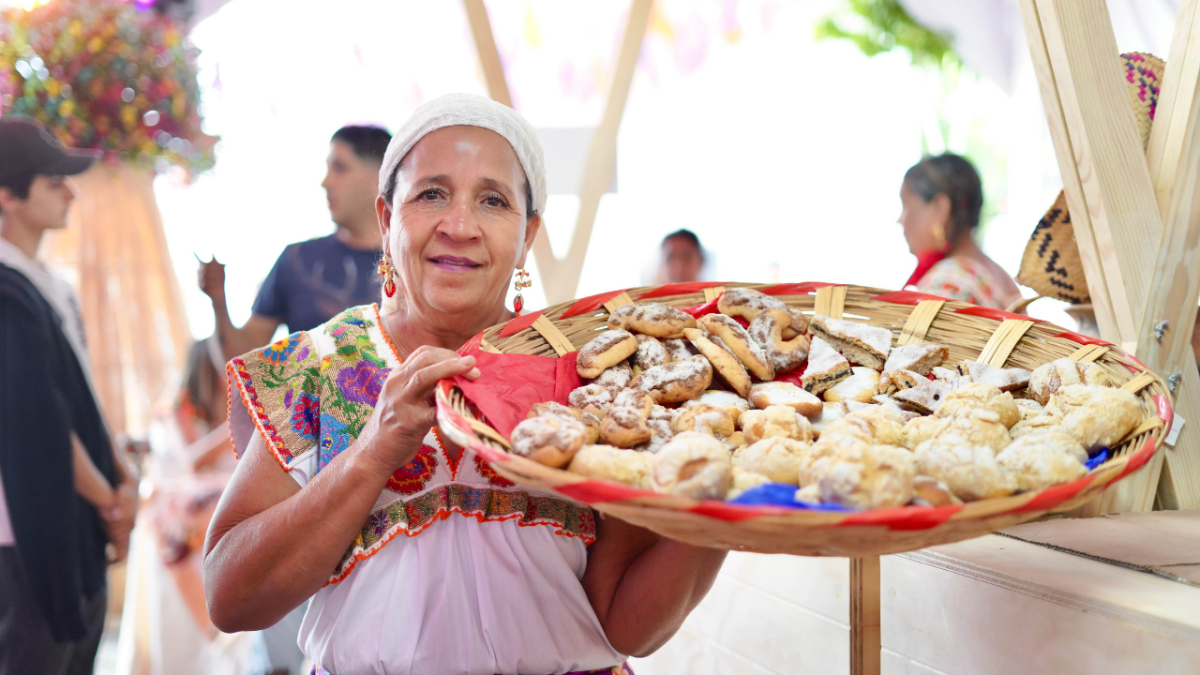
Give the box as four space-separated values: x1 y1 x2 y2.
0 0 216 176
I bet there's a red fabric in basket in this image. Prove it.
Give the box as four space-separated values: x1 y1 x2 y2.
497 310 546 338
838 504 963 531
871 290 951 305
953 305 1042 323
1052 331 1114 347
1155 394 1173 431
681 297 720 318
1117 436 1158 479
451 350 582 438
556 479 657 505
1012 474 1095 514
560 289 631 319
637 282 723 299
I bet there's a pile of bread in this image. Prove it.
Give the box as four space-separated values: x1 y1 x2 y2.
506 288 1147 509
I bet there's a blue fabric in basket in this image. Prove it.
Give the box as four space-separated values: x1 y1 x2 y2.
1085 448 1109 471
728 483 851 511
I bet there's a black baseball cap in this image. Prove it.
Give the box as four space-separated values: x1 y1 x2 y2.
0 117 98 186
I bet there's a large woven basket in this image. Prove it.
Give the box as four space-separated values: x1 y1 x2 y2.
436 281 1172 557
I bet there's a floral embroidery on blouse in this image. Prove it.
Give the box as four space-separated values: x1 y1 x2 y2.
916 256 1021 310
227 305 595 585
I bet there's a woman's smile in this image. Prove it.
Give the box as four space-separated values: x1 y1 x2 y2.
428 254 483 272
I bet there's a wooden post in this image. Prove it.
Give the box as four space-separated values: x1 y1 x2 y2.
461 0 512 107
851 556 881 675
1018 0 1200 511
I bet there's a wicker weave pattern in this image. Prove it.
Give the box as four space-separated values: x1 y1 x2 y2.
437 282 1170 557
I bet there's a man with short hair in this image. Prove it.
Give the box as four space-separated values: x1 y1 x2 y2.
0 117 137 674
200 125 392 361
658 228 707 284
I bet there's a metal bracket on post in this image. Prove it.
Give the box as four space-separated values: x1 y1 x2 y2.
1155 320 1170 340
1169 370 1184 393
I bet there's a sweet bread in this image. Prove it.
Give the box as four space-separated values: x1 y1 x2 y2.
882 369 928 393
901 415 950 450
809 315 893 370
672 403 736 437
600 388 655 448
633 334 670 370
928 407 1011 453
1028 358 1114 405
1045 384 1142 450
568 444 652 488
579 411 602 444
802 435 915 509
526 401 601 444
740 405 814 443
748 381 823 416
717 287 809 337
724 430 747 450
823 366 882 404
649 432 734 500
698 314 775 380
957 360 1031 392
935 382 1020 428
748 309 810 373
683 327 751 397
637 418 675 453
607 302 698 339
649 404 680 423
568 383 618 416
688 390 752 424
995 430 1088 491
732 437 809 484
823 405 906 446
914 434 1015 501
662 337 697 362
1008 410 1066 440
577 329 638 378
631 355 713 404
883 342 948 376
809 402 848 438
1014 398 1045 422
510 414 589 468
727 467 772 499
801 337 852 395
893 378 962 415
593 361 633 388
869 396 922 422
912 476 960 506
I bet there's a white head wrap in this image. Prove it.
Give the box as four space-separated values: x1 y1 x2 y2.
379 93 547 217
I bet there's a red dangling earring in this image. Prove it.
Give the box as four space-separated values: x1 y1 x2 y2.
377 255 397 298
512 268 531 314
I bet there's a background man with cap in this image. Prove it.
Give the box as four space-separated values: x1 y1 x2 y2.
0 117 138 673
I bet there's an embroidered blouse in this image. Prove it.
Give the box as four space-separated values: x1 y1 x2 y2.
915 256 1022 310
228 305 623 675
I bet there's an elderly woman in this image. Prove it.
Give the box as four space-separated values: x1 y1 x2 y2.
898 153 1020 309
204 95 726 675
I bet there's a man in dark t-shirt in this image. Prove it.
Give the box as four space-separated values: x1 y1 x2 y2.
200 126 392 360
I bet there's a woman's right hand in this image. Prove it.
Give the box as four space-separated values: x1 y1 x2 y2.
356 346 481 474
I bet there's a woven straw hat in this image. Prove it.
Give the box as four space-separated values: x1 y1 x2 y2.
1017 53 1166 304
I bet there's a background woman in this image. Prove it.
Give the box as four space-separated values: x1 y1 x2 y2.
204 94 726 675
898 153 1021 309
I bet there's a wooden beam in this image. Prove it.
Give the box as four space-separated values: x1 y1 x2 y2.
851 556 881 675
462 0 512 107
531 0 652 304
1016 0 1121 341
1025 0 1165 346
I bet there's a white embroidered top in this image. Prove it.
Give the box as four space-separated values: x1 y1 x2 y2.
228 306 622 675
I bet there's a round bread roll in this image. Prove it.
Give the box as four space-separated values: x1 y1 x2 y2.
732 437 809 484
607 302 698 339
568 383 618 416
802 436 915 510
740 405 814 444
579 411 602 444
568 444 652 488
1045 384 1142 450
510 415 588 468
935 382 1020 429
1028 358 1114 405
699 314 775 380
727 467 772 499
914 434 1015 501
527 401 579 421
633 334 670 370
748 309 810 373
930 407 1011 453
902 415 950 450
593 361 633 388
577 330 637 379
823 405 905 446
600 388 655 448
683 327 751 397
1014 398 1045 422
672 403 735 437
748 381 823 416
912 476 960 506
631 355 713 404
995 430 1088 492
1008 410 1066 440
650 432 733 500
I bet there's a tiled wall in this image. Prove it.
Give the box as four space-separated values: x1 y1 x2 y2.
629 553 851 675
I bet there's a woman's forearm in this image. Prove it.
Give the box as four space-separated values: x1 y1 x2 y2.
204 436 394 631
605 540 727 657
